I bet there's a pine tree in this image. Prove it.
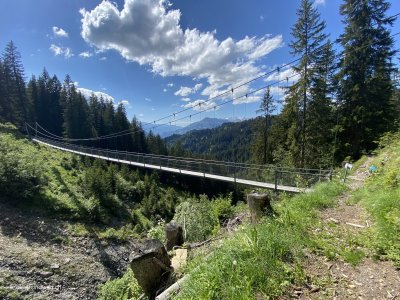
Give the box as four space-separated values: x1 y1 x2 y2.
254 87 276 164
337 0 396 160
285 0 328 167
2 41 30 126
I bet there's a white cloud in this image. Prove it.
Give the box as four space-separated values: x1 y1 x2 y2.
79 51 93 58
77 87 115 102
145 97 152 102
265 66 300 83
99 56 107 61
174 83 203 97
49 44 73 58
181 97 190 102
167 82 174 87
80 0 283 105
163 88 167 92
260 15 264 22
117 99 131 107
182 99 219 111
53 26 69 38
314 0 325 6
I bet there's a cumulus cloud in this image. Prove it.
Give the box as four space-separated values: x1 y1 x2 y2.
53 26 69 38
118 99 131 107
49 44 73 58
80 0 283 105
182 99 218 112
174 83 203 97
265 66 300 83
77 87 115 102
79 51 93 58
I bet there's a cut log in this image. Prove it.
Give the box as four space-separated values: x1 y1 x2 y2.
247 192 273 224
165 221 184 251
130 239 171 298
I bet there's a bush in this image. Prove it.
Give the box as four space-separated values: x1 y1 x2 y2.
98 269 143 300
173 195 219 242
211 194 234 224
0 124 45 201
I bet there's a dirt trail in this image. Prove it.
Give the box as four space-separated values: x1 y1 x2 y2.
295 157 400 300
0 204 136 299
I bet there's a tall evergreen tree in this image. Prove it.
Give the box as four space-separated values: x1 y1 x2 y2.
337 0 396 160
279 0 329 168
253 87 276 164
2 41 30 126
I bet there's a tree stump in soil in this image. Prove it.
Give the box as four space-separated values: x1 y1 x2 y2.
129 239 171 298
165 221 184 251
247 192 273 224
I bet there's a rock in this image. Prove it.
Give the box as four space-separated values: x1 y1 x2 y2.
130 239 171 298
165 221 184 251
51 264 60 270
310 285 320 293
38 271 53 278
171 248 188 271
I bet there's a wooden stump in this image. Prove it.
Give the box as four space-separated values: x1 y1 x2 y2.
129 239 171 298
247 192 272 224
165 221 184 251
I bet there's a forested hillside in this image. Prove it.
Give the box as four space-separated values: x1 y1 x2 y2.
165 118 258 162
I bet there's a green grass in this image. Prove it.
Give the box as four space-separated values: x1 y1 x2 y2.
174 182 345 299
350 132 400 265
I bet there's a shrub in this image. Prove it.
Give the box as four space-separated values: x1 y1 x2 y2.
98 269 143 300
0 124 45 201
173 195 219 242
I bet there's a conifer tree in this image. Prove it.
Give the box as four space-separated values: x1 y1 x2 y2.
254 87 276 164
337 0 396 160
2 41 30 126
280 0 330 167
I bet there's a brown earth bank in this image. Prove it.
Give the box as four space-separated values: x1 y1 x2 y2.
0 202 137 300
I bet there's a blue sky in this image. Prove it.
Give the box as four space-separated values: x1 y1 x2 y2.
1 0 399 128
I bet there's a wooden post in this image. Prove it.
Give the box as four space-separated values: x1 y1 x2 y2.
247 192 273 224
130 239 172 298
165 221 184 251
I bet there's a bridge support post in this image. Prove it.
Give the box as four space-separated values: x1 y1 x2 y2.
274 167 278 192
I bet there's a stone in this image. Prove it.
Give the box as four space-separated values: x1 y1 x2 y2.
171 248 188 271
247 192 273 224
165 221 184 251
130 239 171 298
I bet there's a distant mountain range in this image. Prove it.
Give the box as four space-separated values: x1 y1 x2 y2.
144 117 235 138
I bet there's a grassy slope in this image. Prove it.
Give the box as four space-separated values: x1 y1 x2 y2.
174 131 400 299
352 132 400 265
174 182 345 299
0 123 149 240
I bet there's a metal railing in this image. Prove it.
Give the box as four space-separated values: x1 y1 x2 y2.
33 137 332 192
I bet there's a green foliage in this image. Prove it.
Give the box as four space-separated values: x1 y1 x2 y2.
175 182 345 299
350 133 400 266
147 219 166 243
173 195 219 242
98 269 143 300
337 0 396 160
211 194 234 224
0 124 45 200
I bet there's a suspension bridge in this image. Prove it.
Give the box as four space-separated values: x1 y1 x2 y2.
30 135 331 193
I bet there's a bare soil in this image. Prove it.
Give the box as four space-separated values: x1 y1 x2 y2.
0 203 137 299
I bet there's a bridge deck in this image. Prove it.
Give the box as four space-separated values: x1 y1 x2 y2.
33 138 311 193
